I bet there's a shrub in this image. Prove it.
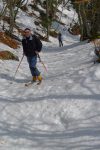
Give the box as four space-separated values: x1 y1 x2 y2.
0 51 19 61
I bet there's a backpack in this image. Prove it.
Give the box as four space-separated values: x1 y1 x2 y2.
33 35 42 52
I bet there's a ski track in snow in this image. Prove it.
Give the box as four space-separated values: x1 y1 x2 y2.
0 40 100 150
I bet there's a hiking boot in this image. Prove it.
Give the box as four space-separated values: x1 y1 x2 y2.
32 76 37 82
37 75 42 82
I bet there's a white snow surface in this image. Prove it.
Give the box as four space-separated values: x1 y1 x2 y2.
0 35 100 150
0 1 100 149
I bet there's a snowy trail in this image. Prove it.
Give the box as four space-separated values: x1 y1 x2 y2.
0 41 100 150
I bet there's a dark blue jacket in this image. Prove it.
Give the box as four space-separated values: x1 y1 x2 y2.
22 35 39 57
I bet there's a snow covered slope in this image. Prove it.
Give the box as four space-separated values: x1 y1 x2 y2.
0 37 100 150
0 1 100 149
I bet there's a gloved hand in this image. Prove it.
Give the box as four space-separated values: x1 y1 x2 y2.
35 51 39 55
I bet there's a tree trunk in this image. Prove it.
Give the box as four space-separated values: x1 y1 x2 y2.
46 0 50 41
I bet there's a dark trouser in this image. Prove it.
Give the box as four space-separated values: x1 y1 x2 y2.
59 40 63 47
27 56 40 76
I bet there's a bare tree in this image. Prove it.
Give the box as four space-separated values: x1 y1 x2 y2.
1 0 27 34
71 0 100 40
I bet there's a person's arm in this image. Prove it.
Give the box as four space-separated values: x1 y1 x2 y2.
34 35 42 52
35 51 39 55
22 39 25 55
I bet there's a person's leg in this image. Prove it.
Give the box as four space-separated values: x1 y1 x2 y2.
59 40 60 47
61 41 63 47
27 56 40 75
27 56 42 82
59 41 61 47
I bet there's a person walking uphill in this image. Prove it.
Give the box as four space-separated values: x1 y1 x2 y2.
58 32 63 47
22 28 42 84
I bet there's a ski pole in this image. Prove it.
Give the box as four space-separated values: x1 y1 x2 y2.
14 54 24 78
38 54 47 72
